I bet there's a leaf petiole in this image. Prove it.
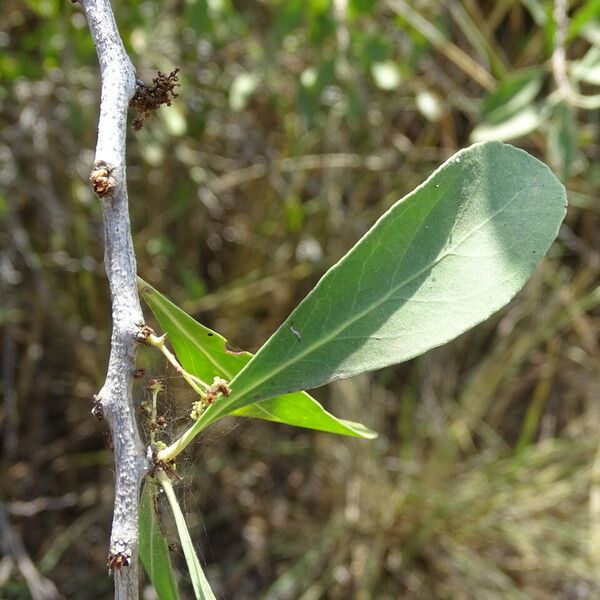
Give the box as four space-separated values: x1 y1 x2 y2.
146 331 210 397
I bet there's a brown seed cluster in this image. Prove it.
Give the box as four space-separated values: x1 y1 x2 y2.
129 69 180 132
190 377 231 420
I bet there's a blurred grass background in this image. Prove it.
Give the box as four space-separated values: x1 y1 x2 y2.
1 0 600 598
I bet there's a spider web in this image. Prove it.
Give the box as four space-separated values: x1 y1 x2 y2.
134 345 252 594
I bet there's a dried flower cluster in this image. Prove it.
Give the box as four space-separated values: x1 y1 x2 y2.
129 68 180 131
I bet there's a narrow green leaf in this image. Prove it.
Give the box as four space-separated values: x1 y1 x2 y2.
193 141 566 429
232 400 375 438
139 481 179 600
471 69 548 143
138 278 250 383
568 0 600 40
480 68 545 124
157 472 216 600
548 101 577 182
570 46 600 85
138 279 376 439
470 105 545 143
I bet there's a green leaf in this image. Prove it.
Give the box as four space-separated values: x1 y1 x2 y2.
193 141 566 430
470 105 545 143
568 0 600 40
157 472 216 600
570 46 600 85
548 101 577 182
481 68 545 124
234 401 376 438
472 69 547 143
139 481 179 600
138 279 377 439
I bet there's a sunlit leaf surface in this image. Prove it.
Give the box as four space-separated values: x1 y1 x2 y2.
139 279 376 439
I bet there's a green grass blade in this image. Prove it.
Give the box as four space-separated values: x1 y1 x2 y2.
139 480 180 600
191 141 566 430
157 471 216 600
138 279 376 439
480 68 545 123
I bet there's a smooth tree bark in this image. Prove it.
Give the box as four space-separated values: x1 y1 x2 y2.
79 0 148 597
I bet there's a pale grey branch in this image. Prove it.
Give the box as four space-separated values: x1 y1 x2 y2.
79 0 149 598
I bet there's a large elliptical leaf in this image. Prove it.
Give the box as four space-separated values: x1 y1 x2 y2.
138 279 376 439
191 141 566 430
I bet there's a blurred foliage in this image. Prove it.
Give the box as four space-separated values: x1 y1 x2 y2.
1 0 600 598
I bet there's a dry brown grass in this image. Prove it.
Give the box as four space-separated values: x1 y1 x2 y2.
1 1 600 598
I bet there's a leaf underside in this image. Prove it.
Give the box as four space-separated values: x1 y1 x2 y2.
189 141 566 430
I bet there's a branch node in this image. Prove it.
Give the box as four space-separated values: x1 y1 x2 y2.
107 539 132 570
148 445 181 481
90 160 116 197
134 324 156 344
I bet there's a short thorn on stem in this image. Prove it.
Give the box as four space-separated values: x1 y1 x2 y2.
107 538 132 572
